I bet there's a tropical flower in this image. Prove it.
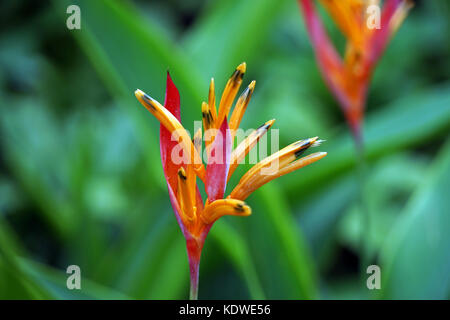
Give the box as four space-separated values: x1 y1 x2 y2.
298 0 412 144
135 63 326 299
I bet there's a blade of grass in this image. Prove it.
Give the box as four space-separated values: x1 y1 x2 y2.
252 183 319 299
112 214 188 299
210 221 266 299
183 0 288 81
18 258 130 300
0 100 78 238
0 216 55 299
380 139 450 299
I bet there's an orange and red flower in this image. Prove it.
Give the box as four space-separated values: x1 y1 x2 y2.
135 63 326 299
298 0 412 143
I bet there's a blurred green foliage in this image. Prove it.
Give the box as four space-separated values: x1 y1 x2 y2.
0 0 449 299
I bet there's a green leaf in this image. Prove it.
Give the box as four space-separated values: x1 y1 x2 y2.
298 175 357 260
111 213 188 299
0 217 54 299
18 259 130 300
0 100 78 238
380 139 450 299
0 216 127 299
250 183 318 299
210 221 266 299
56 0 205 120
183 0 288 82
335 154 429 258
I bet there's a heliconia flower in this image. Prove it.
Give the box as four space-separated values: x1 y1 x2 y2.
298 0 412 144
135 63 327 299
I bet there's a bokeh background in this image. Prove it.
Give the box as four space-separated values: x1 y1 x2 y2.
0 0 449 299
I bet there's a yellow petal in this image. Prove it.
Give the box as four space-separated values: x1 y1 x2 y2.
272 151 327 181
228 119 275 180
202 102 214 133
177 167 197 222
216 62 246 128
208 78 217 123
135 89 206 180
201 199 251 224
229 138 324 200
230 151 326 200
235 151 327 200
319 0 364 47
229 80 256 138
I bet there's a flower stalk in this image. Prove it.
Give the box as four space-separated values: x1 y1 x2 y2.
186 236 203 300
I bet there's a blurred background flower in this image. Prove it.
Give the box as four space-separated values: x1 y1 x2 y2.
298 0 413 145
0 0 449 299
